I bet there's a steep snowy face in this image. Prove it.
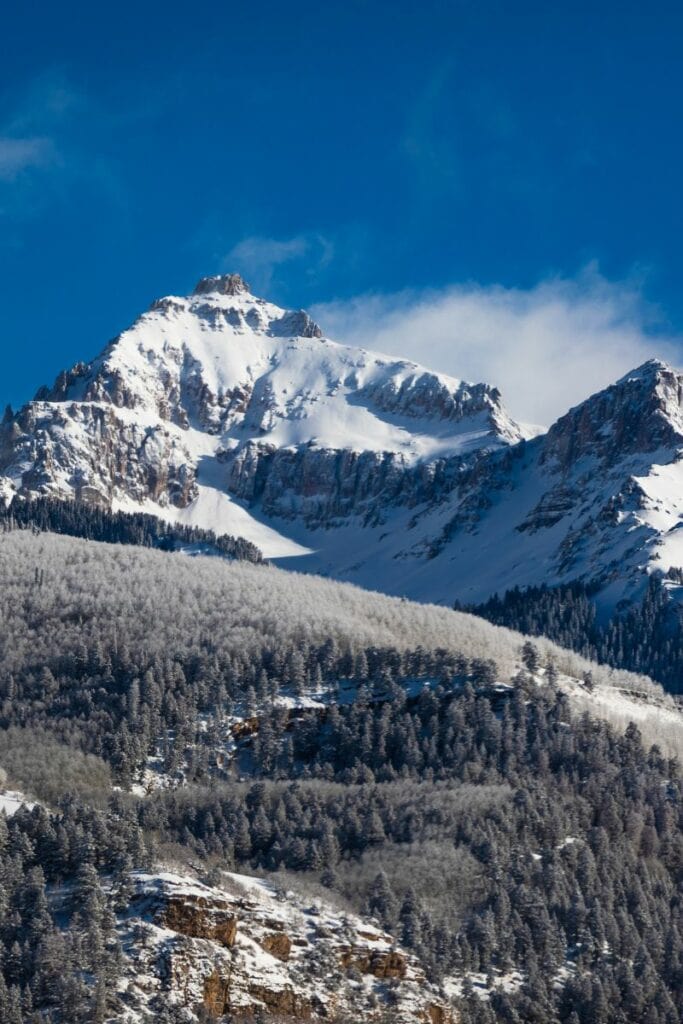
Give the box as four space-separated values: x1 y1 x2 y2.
0 274 523 553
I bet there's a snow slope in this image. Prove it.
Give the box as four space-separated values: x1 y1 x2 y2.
0 790 34 816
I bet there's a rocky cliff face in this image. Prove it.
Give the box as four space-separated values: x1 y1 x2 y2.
226 442 470 526
115 869 455 1023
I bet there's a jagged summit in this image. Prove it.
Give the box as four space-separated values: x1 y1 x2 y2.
615 357 674 386
538 356 683 472
193 272 251 296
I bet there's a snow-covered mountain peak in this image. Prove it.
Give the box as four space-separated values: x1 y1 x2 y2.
34 275 522 453
590 357 683 422
0 275 526 554
540 356 683 472
614 356 673 386
149 279 323 340
3 272 683 616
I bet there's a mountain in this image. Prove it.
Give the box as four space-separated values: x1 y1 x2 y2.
3 274 683 617
386 357 683 609
0 272 524 561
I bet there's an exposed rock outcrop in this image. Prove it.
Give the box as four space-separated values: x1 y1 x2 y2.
154 889 238 947
116 870 455 1023
261 931 292 961
193 272 251 296
340 946 408 979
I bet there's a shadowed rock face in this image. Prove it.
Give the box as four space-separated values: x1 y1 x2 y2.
541 359 683 470
203 972 314 1018
340 946 408 979
426 1004 454 1024
202 972 231 1016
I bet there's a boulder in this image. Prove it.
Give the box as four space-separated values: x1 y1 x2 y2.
261 931 292 961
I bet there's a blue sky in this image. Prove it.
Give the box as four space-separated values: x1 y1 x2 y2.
2 0 683 421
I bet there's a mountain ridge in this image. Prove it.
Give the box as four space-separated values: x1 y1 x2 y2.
2 274 683 619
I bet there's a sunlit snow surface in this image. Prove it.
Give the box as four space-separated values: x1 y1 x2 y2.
0 790 34 816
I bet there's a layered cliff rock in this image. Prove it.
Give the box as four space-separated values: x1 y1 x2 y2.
115 869 455 1022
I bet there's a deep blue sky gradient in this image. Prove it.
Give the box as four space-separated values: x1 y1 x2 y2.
2 0 683 406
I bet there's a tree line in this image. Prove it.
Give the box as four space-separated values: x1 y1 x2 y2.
0 495 263 563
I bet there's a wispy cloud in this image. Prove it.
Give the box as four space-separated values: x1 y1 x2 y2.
311 265 682 426
0 74 123 221
225 233 334 293
0 73 77 184
0 136 54 181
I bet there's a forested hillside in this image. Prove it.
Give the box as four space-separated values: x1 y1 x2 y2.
0 529 681 1022
0 527 680 775
466 578 683 694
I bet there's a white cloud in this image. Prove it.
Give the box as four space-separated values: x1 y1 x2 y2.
0 76 123 219
311 266 682 426
0 74 81 185
225 233 333 293
0 136 53 181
